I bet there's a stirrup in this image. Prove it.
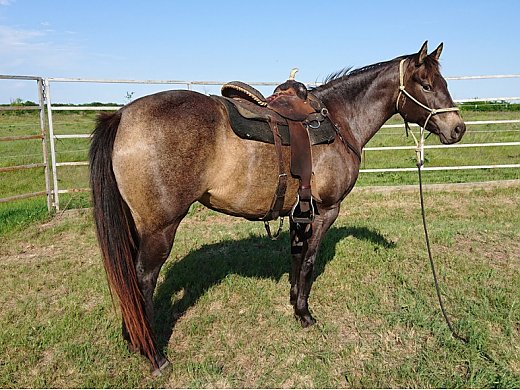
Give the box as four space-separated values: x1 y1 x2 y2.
290 194 315 224
264 218 284 240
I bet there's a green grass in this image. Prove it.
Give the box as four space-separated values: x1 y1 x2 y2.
0 188 519 387
0 198 50 236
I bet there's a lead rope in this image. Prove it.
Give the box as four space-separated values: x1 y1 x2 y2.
416 140 502 366
399 59 500 365
397 58 465 341
416 150 467 343
408 124 464 340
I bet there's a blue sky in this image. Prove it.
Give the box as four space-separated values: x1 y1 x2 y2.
1 0 519 103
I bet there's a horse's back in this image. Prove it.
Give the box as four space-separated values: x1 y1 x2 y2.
118 89 224 141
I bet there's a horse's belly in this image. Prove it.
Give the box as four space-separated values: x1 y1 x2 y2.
199 151 352 219
199 172 301 220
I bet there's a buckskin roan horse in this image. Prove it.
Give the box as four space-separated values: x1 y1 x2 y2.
89 42 466 373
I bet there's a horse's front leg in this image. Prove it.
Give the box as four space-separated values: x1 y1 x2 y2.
290 205 340 327
290 221 312 325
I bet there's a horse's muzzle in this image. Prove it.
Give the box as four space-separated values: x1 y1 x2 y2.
438 118 466 144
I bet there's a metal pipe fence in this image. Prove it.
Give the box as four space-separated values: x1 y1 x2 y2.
1 74 519 212
0 76 51 210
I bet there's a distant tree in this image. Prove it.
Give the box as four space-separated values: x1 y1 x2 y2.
10 98 37 106
10 98 24 106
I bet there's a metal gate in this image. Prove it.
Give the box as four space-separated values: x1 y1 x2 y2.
0 76 52 211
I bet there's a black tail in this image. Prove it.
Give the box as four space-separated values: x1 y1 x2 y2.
89 112 160 368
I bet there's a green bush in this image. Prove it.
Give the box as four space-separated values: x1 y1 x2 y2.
458 101 520 112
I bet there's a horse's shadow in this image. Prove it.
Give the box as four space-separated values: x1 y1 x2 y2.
153 225 395 350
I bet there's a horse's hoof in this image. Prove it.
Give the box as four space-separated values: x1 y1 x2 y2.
301 316 317 328
295 312 316 328
126 342 140 354
151 358 171 377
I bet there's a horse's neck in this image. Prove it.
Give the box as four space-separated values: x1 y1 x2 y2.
316 63 399 148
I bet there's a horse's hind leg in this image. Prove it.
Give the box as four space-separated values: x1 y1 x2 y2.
290 205 340 327
122 220 182 372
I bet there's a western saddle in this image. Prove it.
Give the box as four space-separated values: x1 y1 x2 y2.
221 69 330 225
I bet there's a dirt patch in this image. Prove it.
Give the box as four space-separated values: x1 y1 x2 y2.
451 231 520 272
0 229 98 265
38 208 91 229
0 208 96 264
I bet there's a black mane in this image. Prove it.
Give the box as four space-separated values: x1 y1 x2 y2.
314 54 440 96
322 67 353 84
318 58 403 89
321 54 439 85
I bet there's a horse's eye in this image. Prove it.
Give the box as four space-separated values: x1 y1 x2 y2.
422 84 432 92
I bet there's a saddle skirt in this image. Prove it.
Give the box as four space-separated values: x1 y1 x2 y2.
213 96 336 146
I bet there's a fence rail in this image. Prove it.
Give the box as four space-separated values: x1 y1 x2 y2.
0 134 43 142
1 74 519 212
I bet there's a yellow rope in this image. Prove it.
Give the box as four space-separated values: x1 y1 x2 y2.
221 84 268 106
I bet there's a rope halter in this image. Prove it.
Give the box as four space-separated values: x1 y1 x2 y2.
396 59 460 167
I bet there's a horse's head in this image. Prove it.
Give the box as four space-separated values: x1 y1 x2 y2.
397 41 466 144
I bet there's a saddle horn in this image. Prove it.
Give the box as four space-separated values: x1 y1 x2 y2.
289 68 299 80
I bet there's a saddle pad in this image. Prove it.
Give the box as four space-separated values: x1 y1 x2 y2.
215 96 336 146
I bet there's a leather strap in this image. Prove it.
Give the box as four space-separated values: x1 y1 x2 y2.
267 94 316 121
263 117 288 221
288 121 312 202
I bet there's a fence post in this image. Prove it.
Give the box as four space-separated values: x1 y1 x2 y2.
37 78 52 212
44 79 60 211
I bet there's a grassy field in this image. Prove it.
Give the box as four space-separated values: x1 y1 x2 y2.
0 186 519 388
0 106 519 386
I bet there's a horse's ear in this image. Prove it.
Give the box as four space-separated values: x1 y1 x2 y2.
416 41 428 65
430 42 443 61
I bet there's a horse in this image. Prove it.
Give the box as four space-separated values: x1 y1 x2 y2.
89 41 466 373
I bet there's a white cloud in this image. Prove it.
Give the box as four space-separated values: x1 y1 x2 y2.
0 0 14 6
0 25 45 47
0 24 84 73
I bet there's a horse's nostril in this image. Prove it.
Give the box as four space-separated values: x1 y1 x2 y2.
454 123 465 136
